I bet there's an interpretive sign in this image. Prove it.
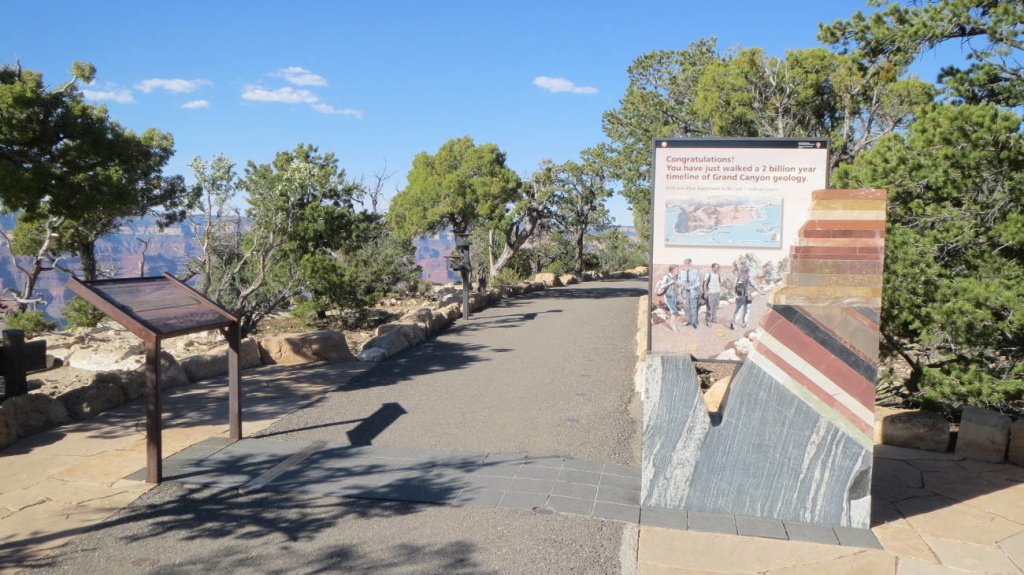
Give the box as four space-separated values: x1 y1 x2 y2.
67 273 242 484
648 138 829 360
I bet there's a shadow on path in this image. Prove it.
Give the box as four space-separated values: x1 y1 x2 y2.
8 484 497 575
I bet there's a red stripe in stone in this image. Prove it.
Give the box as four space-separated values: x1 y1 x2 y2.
752 343 874 438
760 310 876 411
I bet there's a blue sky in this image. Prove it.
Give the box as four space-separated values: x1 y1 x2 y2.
5 1 951 225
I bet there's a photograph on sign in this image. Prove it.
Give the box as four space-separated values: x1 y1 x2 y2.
664 195 783 248
649 139 828 361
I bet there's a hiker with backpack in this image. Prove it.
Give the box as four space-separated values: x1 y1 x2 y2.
730 266 757 330
654 264 681 332
702 263 723 327
678 258 701 329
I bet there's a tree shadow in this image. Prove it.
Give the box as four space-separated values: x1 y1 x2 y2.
6 483 499 574
535 282 648 301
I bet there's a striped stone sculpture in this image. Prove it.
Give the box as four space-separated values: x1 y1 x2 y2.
643 189 886 529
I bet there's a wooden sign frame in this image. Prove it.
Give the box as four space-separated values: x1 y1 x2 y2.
67 273 242 484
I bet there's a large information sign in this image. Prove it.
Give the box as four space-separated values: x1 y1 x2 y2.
67 273 242 484
649 138 828 359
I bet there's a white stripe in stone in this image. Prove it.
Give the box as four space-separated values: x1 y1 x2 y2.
755 331 874 426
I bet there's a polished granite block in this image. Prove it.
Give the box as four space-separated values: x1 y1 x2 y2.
643 355 872 528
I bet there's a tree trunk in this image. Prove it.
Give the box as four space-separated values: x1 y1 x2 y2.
79 239 99 281
574 229 586 273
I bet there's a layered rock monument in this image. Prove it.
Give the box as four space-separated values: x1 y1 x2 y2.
644 189 886 529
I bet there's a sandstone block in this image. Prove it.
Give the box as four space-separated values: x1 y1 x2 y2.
702 379 730 412
360 331 409 358
1007 419 1024 467
98 370 146 400
178 337 261 382
0 406 17 449
58 379 126 418
559 273 580 286
258 331 357 365
534 272 563 287
879 409 950 452
3 393 69 436
468 293 487 311
400 308 434 332
375 322 426 346
66 345 144 371
438 302 463 321
956 405 1010 462
356 347 389 362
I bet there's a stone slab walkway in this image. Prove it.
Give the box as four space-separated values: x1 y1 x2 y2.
637 444 1024 575
140 436 884 552
0 361 373 575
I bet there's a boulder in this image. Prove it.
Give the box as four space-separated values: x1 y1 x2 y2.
438 302 463 321
375 322 426 346
427 310 452 334
956 405 1011 462
878 408 950 452
468 293 488 311
179 338 262 382
58 377 126 418
400 308 435 333
435 285 463 307
1009 420 1024 467
559 273 581 286
258 331 358 365
534 273 563 287
66 341 146 372
0 406 17 449
356 348 389 362
2 393 68 436
703 379 730 412
102 370 147 400
180 351 227 382
360 331 409 357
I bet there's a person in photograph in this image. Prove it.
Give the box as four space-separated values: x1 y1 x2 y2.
677 258 701 329
702 262 723 327
730 266 756 330
654 264 681 332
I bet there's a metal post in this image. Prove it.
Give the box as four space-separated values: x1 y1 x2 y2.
145 339 163 484
460 268 471 320
227 324 242 441
2 330 27 398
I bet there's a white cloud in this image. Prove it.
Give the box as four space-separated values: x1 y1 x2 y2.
181 99 210 109
532 76 598 94
81 88 135 104
135 78 207 93
241 85 319 104
311 103 363 118
272 66 327 86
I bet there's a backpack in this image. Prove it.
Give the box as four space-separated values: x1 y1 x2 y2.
735 279 747 297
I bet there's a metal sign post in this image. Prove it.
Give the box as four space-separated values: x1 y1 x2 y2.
67 273 241 484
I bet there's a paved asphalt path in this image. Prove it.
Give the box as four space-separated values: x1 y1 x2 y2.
26 279 647 575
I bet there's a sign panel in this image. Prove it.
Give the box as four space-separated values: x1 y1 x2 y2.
86 278 228 335
649 138 829 360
